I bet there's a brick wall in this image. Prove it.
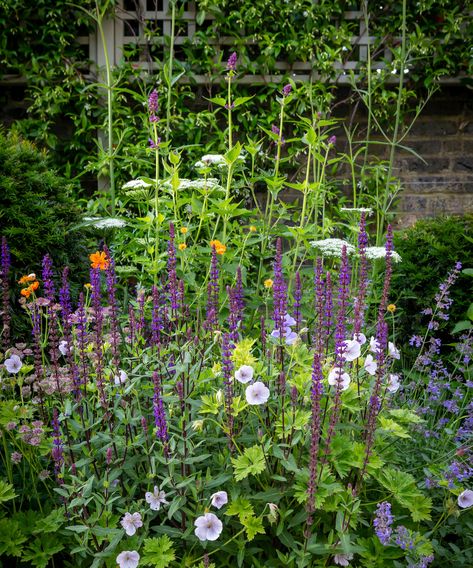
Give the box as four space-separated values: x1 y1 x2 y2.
370 87 473 227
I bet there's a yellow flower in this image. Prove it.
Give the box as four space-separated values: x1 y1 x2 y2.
264 278 274 289
84 283 92 289
180 227 188 234
178 243 187 251
210 240 226 255
89 251 109 270
387 304 396 313
249 225 257 233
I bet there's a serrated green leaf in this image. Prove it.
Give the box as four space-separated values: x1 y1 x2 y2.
142 535 176 568
242 514 265 541
232 445 266 481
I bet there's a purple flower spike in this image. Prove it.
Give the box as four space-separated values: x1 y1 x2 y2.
1 237 11 349
42 254 56 303
227 51 237 71
153 371 169 457
282 84 292 97
328 135 337 146
51 408 64 485
222 332 235 450
148 89 159 114
374 502 393 545
167 223 178 312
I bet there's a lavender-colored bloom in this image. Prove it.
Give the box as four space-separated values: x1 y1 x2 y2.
59 267 72 331
210 491 228 509
4 354 22 374
272 238 288 341
76 292 89 391
235 365 254 384
235 266 245 323
458 489 473 508
328 135 337 145
105 247 120 366
120 512 143 536
205 246 220 330
42 254 56 303
282 83 292 97
90 267 107 407
245 381 270 405
151 285 163 347
323 270 333 342
394 525 414 550
333 554 354 566
149 137 161 149
148 89 159 114
145 486 168 510
374 501 393 545
1 237 11 349
194 512 223 541
227 51 237 71
116 550 140 568
11 451 22 464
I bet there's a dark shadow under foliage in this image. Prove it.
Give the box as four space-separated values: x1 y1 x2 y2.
392 214 473 343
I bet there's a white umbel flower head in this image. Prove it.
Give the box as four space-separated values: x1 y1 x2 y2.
458 489 473 509
122 179 152 189
342 339 361 362
328 368 351 391
365 247 402 263
120 512 143 536
194 512 223 541
116 551 140 568
245 381 270 405
364 354 378 376
145 486 168 511
210 491 228 509
310 238 356 258
235 365 254 384
4 354 22 374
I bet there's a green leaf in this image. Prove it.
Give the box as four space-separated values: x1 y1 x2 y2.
0 518 26 557
225 497 254 520
224 141 242 165
467 302 473 321
141 535 176 568
0 479 16 503
207 97 227 107
377 417 411 439
233 96 254 109
452 320 472 334
242 514 265 541
232 445 266 481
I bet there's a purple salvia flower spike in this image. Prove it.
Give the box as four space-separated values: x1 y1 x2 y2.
222 332 235 450
1 237 11 349
227 51 237 71
167 223 179 313
282 83 292 97
51 408 64 485
374 502 394 545
153 371 169 457
104 245 120 367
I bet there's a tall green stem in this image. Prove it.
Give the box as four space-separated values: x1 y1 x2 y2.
166 0 176 141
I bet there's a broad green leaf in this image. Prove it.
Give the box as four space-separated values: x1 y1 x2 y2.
0 479 16 503
242 514 265 541
142 535 176 568
225 497 254 520
232 445 266 481
378 417 411 439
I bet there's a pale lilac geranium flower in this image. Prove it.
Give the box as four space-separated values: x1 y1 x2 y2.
116 550 140 568
328 368 351 391
114 370 128 385
458 489 473 508
4 354 22 374
364 354 377 376
387 374 400 393
194 512 223 541
235 365 254 384
342 339 361 362
334 553 354 566
120 512 143 536
369 336 380 353
210 491 228 509
388 342 400 359
354 332 366 345
270 326 298 345
283 313 296 327
245 381 270 405
145 486 168 511
58 340 68 356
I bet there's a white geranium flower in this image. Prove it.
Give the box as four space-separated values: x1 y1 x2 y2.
145 486 168 511
120 512 143 536
328 368 351 391
387 374 400 393
235 365 254 384
342 339 361 362
4 355 22 374
194 512 223 541
114 370 128 385
388 342 400 360
59 340 68 356
116 550 140 568
245 381 270 405
458 489 473 509
364 354 377 376
210 491 228 509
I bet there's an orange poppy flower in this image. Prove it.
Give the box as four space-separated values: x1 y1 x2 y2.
21 288 31 298
18 273 36 285
89 251 109 270
30 281 39 291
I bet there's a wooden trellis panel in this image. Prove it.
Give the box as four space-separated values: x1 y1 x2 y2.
80 0 400 84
